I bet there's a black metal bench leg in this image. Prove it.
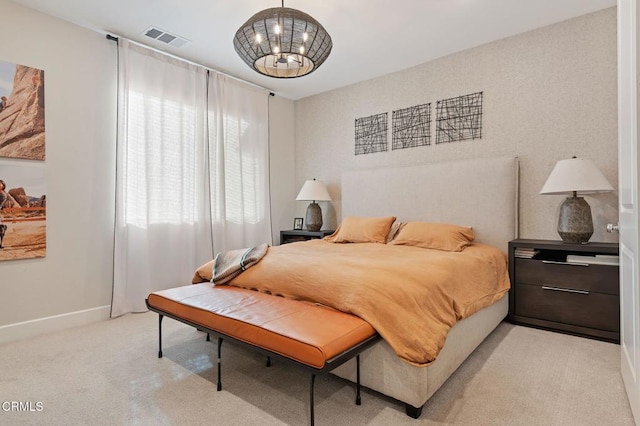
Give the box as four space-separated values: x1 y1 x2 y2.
217 337 223 391
158 315 163 358
356 354 362 405
206 333 210 342
266 356 272 367
310 374 316 426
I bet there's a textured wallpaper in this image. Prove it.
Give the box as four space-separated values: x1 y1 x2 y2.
294 7 618 244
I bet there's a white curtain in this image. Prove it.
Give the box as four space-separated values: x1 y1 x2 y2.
208 73 272 252
111 40 272 317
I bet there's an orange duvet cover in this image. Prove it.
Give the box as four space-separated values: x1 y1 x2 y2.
196 239 509 366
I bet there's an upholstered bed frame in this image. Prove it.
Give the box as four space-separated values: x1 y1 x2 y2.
331 156 519 417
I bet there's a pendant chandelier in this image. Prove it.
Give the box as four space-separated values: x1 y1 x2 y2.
233 1 333 78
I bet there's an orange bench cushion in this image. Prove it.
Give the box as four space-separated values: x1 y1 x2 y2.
147 284 377 369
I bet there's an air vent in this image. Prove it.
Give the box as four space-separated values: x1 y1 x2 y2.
143 26 190 48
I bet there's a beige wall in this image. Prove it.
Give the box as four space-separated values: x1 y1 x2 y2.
268 95 297 244
294 8 618 244
0 0 296 340
0 0 117 335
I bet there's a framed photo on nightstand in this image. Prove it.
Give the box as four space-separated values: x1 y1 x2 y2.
293 217 303 230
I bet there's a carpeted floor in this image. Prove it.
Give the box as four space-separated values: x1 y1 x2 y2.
0 312 634 425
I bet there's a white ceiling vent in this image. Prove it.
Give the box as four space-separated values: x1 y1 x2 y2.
143 26 190 48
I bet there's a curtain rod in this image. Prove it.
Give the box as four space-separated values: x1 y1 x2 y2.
106 34 275 96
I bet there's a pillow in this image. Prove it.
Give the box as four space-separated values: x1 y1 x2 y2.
385 220 404 243
324 216 396 244
389 221 475 252
192 259 214 283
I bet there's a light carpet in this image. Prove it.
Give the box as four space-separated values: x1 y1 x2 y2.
0 312 634 425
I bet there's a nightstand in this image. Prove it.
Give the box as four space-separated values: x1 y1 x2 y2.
508 239 619 343
280 229 335 245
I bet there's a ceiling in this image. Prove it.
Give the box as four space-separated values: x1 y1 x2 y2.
8 0 617 100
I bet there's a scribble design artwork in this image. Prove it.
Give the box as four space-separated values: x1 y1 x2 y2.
355 112 388 155
435 92 483 144
392 104 431 150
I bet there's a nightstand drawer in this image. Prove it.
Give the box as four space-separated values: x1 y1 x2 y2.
515 258 618 295
515 283 619 332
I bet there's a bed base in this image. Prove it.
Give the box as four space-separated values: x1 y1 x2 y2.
337 157 518 415
331 295 509 417
405 404 423 419
147 300 380 426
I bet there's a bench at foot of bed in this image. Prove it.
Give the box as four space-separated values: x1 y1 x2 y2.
146 283 380 426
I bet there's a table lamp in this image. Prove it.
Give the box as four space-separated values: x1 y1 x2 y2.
296 179 331 231
540 157 614 243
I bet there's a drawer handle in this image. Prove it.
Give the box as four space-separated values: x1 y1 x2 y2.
541 285 590 295
541 260 589 267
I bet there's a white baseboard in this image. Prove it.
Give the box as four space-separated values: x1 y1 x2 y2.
0 305 111 344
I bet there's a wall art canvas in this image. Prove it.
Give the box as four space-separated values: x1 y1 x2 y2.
0 60 45 160
392 103 431 150
0 159 46 261
355 112 388 155
435 92 483 144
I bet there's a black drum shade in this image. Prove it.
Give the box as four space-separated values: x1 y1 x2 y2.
233 4 332 78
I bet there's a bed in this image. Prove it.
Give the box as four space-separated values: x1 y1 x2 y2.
330 156 519 416
193 156 519 417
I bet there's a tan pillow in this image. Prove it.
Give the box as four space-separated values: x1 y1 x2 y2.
389 221 475 252
192 259 214 283
324 216 396 244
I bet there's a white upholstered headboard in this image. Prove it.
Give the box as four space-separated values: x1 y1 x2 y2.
342 157 519 253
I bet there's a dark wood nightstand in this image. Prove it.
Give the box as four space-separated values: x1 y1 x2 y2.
280 229 335 245
508 239 619 343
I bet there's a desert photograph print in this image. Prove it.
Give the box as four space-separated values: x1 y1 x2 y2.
0 160 46 261
0 59 45 161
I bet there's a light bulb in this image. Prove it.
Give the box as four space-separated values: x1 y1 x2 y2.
255 34 262 43
274 24 281 34
303 32 308 42
299 46 305 54
273 46 280 54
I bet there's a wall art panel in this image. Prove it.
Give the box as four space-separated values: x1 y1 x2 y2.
392 103 431 150
355 112 388 155
0 159 46 261
0 60 45 161
435 92 483 144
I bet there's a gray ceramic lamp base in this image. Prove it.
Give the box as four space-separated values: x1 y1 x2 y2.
557 196 593 244
305 202 323 232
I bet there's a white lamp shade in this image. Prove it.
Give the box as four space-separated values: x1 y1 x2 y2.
540 158 614 195
296 179 331 201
